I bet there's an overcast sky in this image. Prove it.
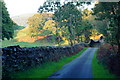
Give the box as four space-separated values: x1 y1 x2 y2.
4 0 45 17
4 0 95 18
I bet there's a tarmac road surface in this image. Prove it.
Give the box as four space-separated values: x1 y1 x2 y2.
48 48 98 79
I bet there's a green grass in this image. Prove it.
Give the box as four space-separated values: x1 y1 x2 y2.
92 49 116 78
12 47 88 79
0 39 57 48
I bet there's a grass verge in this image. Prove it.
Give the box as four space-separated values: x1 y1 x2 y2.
12 47 88 79
92 49 116 78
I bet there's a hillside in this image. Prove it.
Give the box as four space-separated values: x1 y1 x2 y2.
11 13 35 27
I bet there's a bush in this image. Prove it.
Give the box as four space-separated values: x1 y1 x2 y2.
97 43 120 76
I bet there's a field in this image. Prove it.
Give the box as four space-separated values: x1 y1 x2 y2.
0 40 57 48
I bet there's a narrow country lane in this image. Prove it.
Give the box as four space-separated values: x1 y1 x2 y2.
48 48 98 79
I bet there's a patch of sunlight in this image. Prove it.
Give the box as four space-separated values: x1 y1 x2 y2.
90 34 103 40
15 27 45 43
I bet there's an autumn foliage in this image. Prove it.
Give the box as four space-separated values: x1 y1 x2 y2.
15 27 45 42
15 13 55 42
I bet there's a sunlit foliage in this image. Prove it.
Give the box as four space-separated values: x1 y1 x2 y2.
16 13 56 42
27 13 53 36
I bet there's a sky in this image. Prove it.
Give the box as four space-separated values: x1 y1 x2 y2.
4 0 95 18
4 0 45 17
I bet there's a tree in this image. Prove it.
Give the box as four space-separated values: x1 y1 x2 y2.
16 13 60 42
81 20 92 42
80 9 93 42
38 1 61 13
1 1 14 40
54 2 82 46
43 20 56 35
93 2 120 53
27 13 53 37
37 1 93 45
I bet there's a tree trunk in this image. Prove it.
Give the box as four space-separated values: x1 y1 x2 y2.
81 36 83 42
68 16 74 46
73 28 76 44
118 43 120 54
68 26 73 46
116 13 120 54
76 35 80 43
56 24 61 46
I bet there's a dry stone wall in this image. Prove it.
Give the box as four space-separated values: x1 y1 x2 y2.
2 43 84 78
